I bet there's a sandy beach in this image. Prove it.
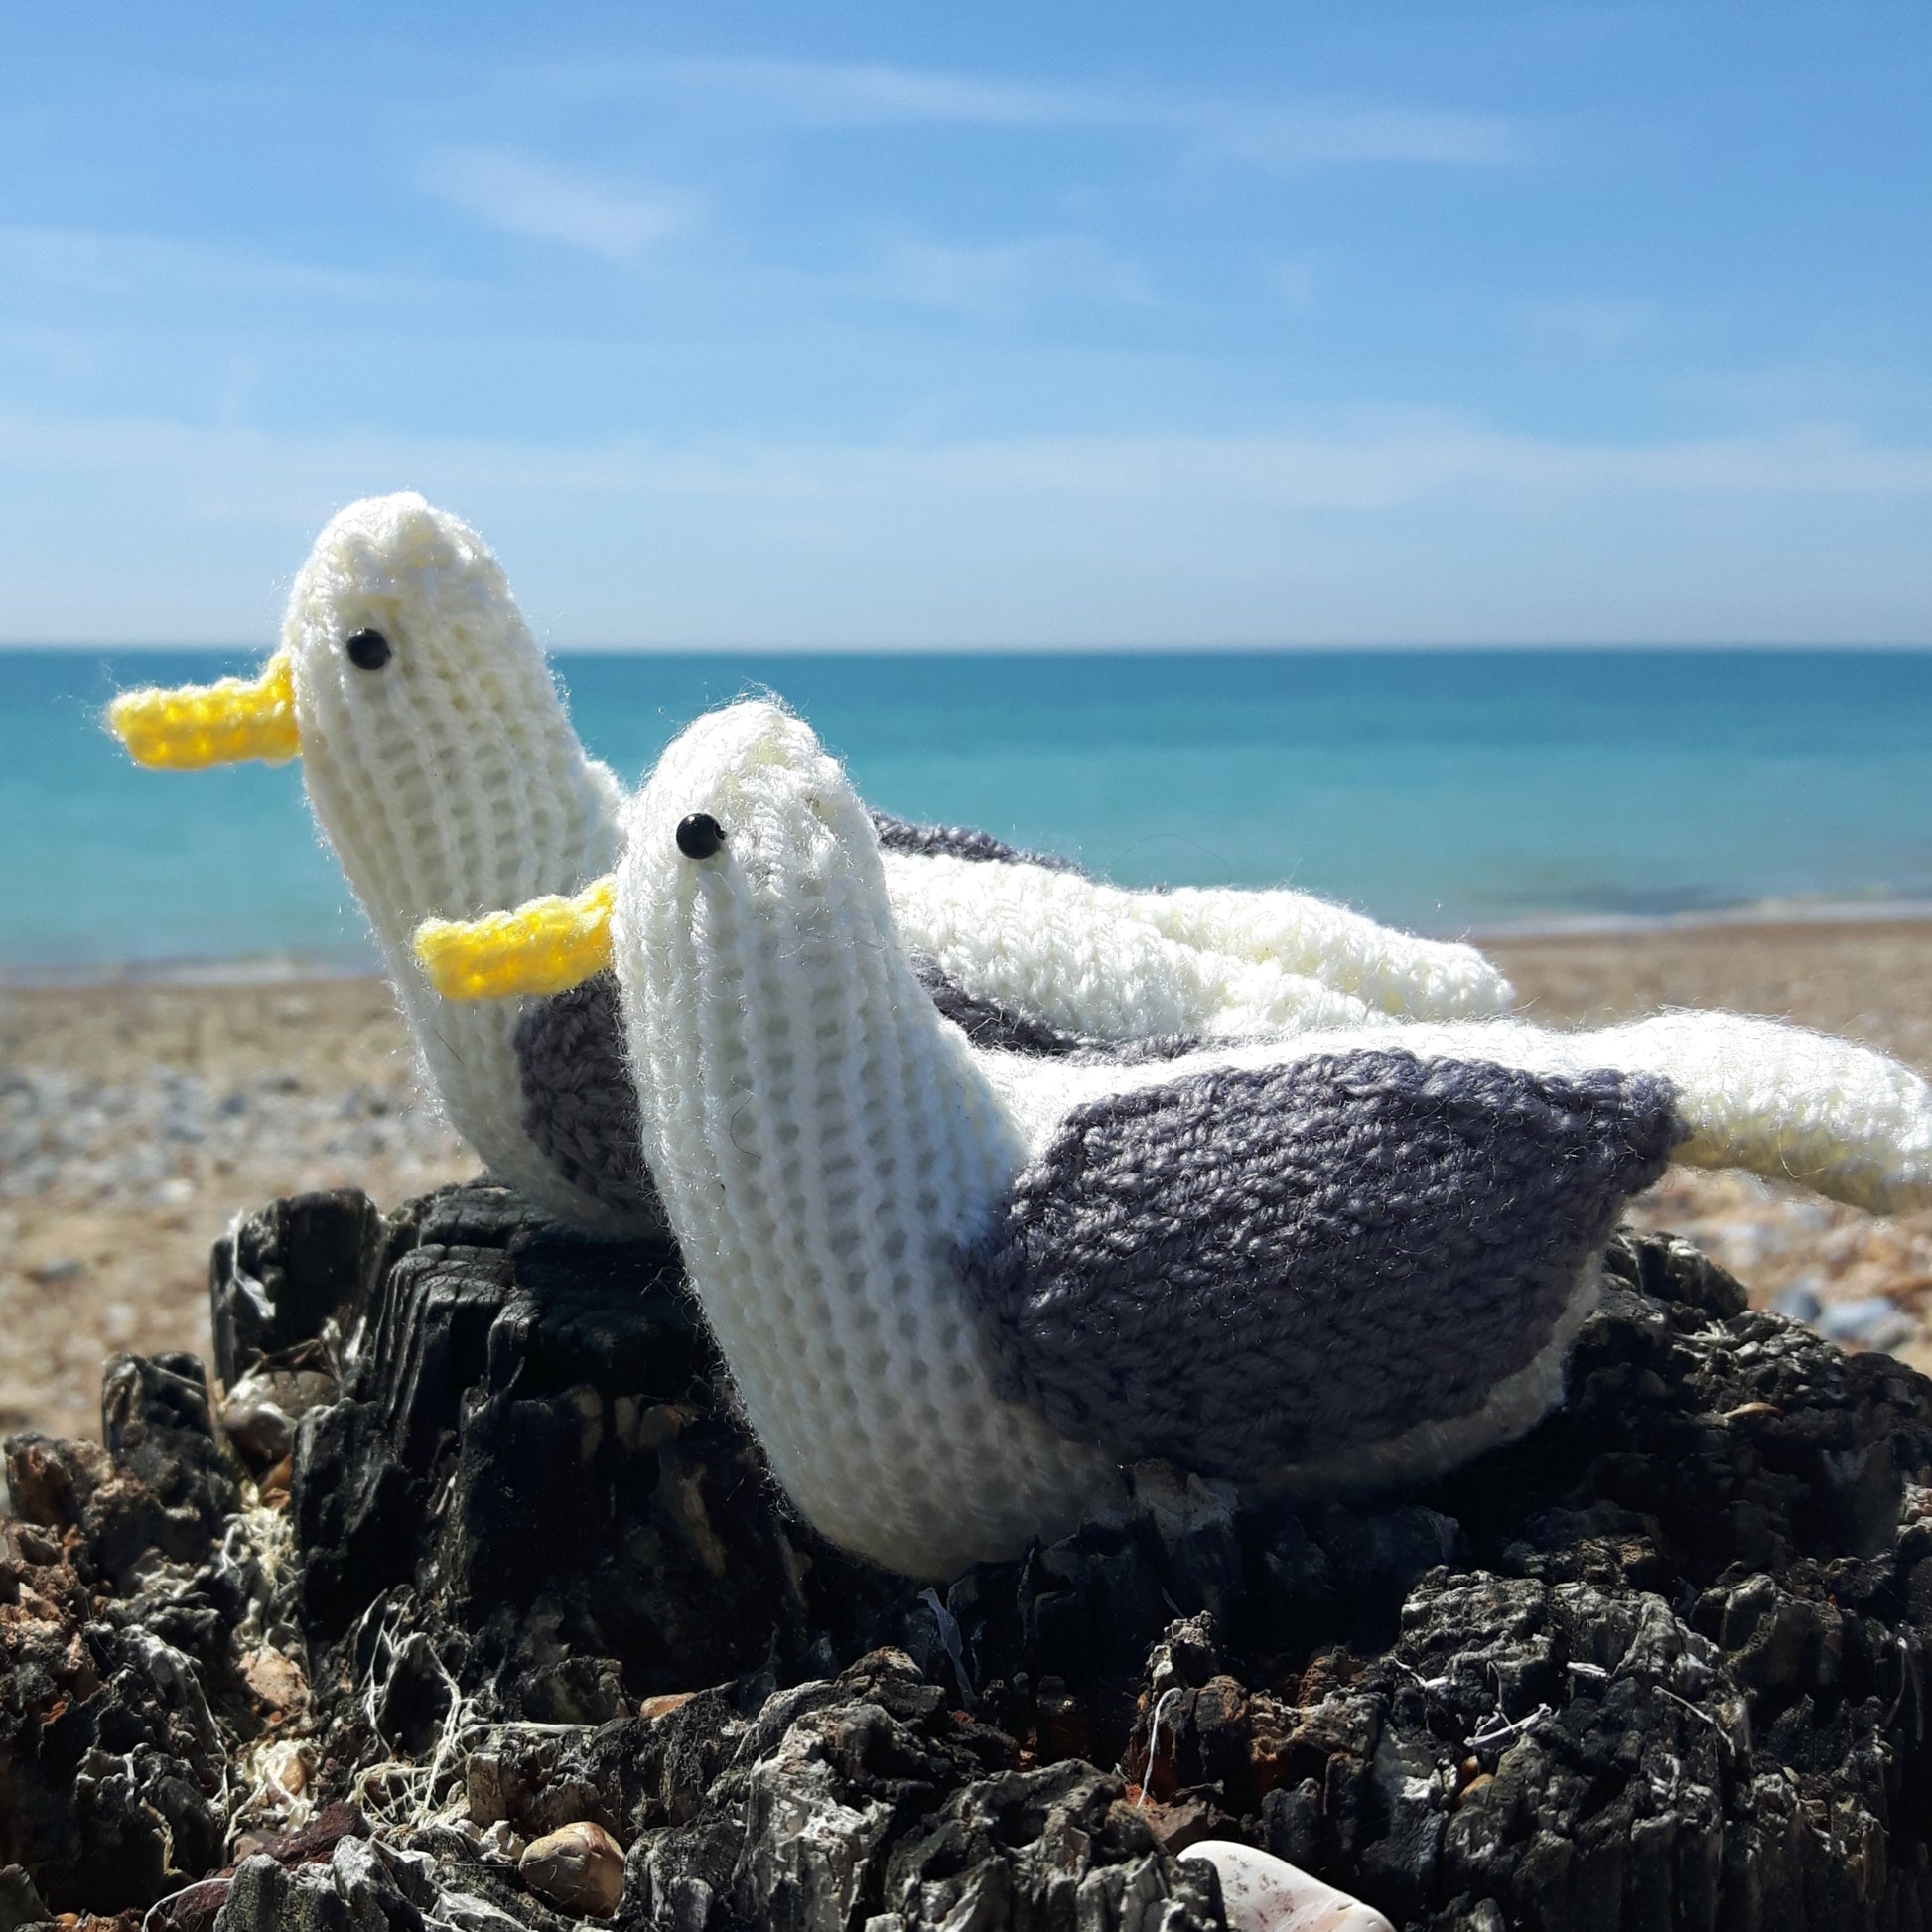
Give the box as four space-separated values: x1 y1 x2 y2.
5 915 1931 1447
1499 917 1932 1368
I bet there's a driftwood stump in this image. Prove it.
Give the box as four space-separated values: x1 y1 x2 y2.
6 1179 1932 1929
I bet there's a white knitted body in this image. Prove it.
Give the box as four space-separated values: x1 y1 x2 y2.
613 705 1120 1578
1141 884 1510 1022
880 852 1378 1037
882 853 1511 1035
607 700 1932 1575
280 495 637 1233
985 1014 1932 1217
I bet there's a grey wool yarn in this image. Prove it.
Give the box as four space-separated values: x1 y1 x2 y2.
420 699 1932 1577
870 809 1086 874
113 493 1526 1242
912 958 1205 1063
965 1048 1685 1475
510 953 1200 1228
511 973 663 1225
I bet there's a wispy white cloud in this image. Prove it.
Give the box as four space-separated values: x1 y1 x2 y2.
3 408 1928 514
638 56 1095 129
1522 296 1659 354
0 226 412 303
538 55 1524 168
1272 261 1317 311
869 234 1155 319
1216 104 1521 168
2 409 1928 644
823 421 1932 506
416 148 692 261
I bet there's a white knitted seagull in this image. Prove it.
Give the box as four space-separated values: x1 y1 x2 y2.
108 495 638 1233
107 493 1513 1238
418 701 1932 1579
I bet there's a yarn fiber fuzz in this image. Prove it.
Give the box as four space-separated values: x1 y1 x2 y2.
111 492 1522 1243
278 497 636 1233
596 700 1932 1578
878 845 1507 1040
613 705 1118 1577
968 1048 1685 1476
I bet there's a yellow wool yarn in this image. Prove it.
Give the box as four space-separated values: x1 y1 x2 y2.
415 876 616 1000
108 652 301 770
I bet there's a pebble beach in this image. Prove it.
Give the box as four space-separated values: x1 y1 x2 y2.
5 915 1931 1448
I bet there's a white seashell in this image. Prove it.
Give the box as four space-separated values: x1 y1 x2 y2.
1177 1840 1395 1932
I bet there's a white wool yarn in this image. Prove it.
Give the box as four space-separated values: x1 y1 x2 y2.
117 492 1524 1240
604 701 1932 1578
279 494 637 1232
882 853 1510 1035
1139 882 1509 1023
985 1012 1932 1218
879 850 1378 1038
614 704 1120 1576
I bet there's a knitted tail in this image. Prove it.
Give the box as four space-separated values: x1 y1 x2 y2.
1587 1012 1932 1215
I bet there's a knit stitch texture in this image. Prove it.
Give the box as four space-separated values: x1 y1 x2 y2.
108 654 299 770
875 808 1511 1025
279 497 638 1233
513 973 661 1222
512 953 1201 1229
112 492 1527 1240
612 703 1120 1577
966 1048 1684 1472
912 959 1202 1062
586 700 1932 1576
871 810 1083 874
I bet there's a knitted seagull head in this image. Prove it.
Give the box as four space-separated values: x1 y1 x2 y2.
421 697 1932 1580
105 493 647 1233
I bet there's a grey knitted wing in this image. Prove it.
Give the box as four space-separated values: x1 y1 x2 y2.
871 809 1086 875
513 974 667 1226
965 1048 1686 1473
912 958 1201 1063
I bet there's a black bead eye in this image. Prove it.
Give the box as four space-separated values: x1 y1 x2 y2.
676 813 725 861
345 628 391 671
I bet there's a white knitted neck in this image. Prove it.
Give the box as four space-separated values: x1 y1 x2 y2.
280 494 630 1230
284 495 621 955
615 702 1115 1576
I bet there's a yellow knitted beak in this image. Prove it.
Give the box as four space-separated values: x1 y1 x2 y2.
413 877 616 1000
107 652 301 770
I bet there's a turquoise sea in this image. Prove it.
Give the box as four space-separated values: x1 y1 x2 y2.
4 647 1932 975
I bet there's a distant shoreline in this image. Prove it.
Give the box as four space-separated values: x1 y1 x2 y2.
16 648 1932 970
1464 898 1932 942
9 897 1932 989
9 641 1932 656
0 949 381 990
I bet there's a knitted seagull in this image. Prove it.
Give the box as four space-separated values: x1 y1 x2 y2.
417 701 1932 1579
108 495 638 1233
106 493 1512 1238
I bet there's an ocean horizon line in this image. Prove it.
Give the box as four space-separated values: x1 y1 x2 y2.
12 647 1931 969
8 639 1932 657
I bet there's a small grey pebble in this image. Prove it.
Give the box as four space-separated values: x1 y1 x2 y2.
1772 1285 1823 1324
1818 1297 1914 1350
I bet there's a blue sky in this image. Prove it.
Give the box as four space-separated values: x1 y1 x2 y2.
2 4 1928 645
